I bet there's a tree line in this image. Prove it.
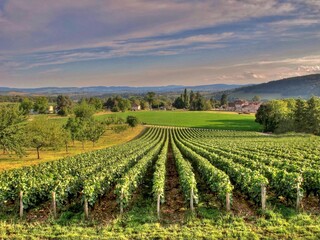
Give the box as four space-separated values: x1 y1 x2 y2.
0 103 139 159
255 96 320 135
172 89 219 110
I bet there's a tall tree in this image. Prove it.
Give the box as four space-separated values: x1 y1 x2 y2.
183 89 189 108
88 97 103 111
74 101 95 120
19 98 34 115
33 97 49 114
145 92 156 109
56 95 73 116
189 91 195 110
86 119 106 147
306 96 320 135
220 93 228 107
0 105 26 156
294 99 307 132
27 116 64 159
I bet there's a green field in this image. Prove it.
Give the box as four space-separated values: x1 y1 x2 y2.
96 110 261 131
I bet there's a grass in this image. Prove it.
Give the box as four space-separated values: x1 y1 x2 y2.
96 110 262 131
1 200 320 239
0 125 145 172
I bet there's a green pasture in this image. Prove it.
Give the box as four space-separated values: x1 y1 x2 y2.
96 110 261 131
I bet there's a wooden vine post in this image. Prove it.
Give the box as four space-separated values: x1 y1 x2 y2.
84 197 89 219
157 194 161 220
261 184 266 211
120 189 124 215
19 191 23 218
226 192 231 212
52 192 57 218
296 176 302 211
190 187 194 212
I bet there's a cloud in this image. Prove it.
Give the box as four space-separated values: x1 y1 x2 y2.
2 32 236 71
0 0 296 53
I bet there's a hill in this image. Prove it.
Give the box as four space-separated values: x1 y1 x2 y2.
226 74 320 100
0 84 243 96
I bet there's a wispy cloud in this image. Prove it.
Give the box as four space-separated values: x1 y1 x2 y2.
0 0 320 87
2 32 236 71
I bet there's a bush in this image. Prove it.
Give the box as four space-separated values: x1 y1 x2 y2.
126 116 139 128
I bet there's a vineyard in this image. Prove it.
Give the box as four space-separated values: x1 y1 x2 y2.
1 127 320 218
1 127 320 238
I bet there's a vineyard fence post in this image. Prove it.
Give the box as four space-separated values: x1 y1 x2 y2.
190 187 194 212
52 191 57 218
157 194 161 220
19 191 23 218
120 189 124 214
226 192 231 212
261 184 266 210
84 197 89 219
296 179 302 211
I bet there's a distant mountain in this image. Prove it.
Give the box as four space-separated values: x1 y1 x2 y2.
226 74 320 100
0 84 244 96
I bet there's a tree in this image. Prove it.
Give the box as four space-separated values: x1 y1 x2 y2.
294 99 307 132
140 100 149 110
33 97 49 114
145 92 156 109
27 116 64 159
252 95 261 102
86 119 106 147
19 98 33 115
126 116 139 128
104 97 115 110
0 105 26 156
65 117 80 145
118 98 131 112
173 96 185 109
305 96 320 135
56 95 73 116
183 89 190 109
189 91 195 109
74 101 95 120
88 97 103 111
220 93 228 107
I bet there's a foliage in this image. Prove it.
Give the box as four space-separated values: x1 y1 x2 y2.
171 131 198 204
87 97 103 111
85 119 106 146
126 115 139 128
173 129 233 204
73 101 95 120
0 104 26 156
220 93 228 106
256 97 320 135
152 129 168 202
33 97 49 114
26 116 65 159
56 95 73 116
19 98 33 115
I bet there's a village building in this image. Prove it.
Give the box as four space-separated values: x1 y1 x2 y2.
131 103 141 111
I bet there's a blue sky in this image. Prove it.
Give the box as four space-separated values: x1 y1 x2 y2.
0 0 319 87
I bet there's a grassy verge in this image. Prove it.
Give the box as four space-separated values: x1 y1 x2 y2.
1 204 319 239
0 125 145 172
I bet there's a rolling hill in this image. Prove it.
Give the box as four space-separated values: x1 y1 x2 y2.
0 84 243 96
225 74 320 100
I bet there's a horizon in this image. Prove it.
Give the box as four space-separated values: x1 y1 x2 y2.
0 1 320 88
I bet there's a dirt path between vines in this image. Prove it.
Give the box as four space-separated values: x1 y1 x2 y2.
161 143 186 223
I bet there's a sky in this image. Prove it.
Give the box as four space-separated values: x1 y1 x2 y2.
0 0 319 88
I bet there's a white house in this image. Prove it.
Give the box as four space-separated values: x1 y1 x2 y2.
131 103 141 111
